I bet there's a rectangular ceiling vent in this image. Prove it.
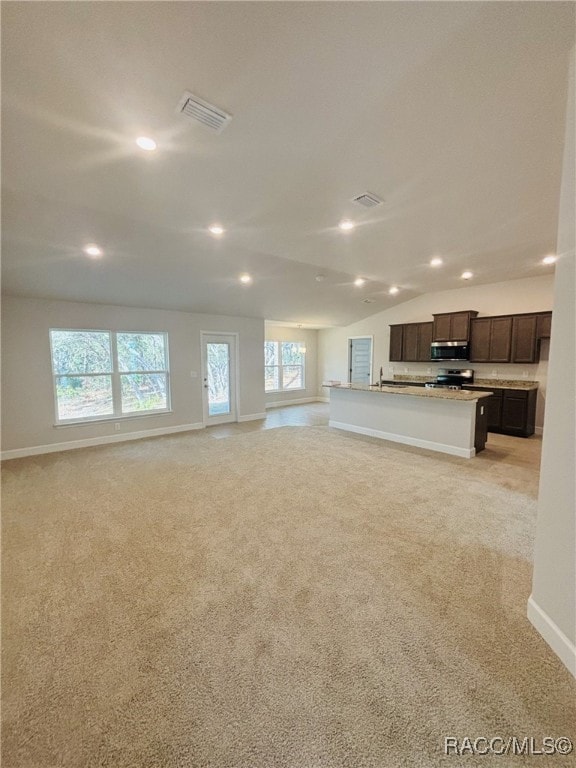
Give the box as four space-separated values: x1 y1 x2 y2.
176 91 232 134
352 192 383 208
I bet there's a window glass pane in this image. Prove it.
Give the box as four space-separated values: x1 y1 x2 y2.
283 365 303 389
55 376 114 420
281 342 303 365
265 366 280 391
51 330 112 374
120 374 168 413
264 341 279 366
117 333 166 372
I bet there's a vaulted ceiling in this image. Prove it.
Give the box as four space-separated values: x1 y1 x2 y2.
2 2 574 327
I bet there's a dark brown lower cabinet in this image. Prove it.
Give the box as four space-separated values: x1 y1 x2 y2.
501 389 537 436
470 388 503 431
467 387 536 436
474 401 488 453
486 392 503 432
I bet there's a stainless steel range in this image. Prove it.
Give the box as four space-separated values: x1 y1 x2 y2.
424 368 474 390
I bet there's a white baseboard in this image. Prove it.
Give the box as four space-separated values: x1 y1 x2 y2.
535 426 543 436
527 595 576 678
265 397 318 409
328 420 475 458
317 396 330 403
237 412 266 422
1 422 205 461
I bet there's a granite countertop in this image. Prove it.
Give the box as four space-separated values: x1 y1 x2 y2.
471 379 539 390
324 383 493 402
392 374 539 391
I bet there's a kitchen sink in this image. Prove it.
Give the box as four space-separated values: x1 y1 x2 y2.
373 382 409 388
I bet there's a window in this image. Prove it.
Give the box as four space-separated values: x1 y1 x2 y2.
264 341 305 392
50 329 170 423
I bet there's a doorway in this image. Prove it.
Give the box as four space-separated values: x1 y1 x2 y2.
201 333 238 425
348 336 373 385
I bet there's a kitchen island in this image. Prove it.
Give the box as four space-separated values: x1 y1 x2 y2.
325 383 493 458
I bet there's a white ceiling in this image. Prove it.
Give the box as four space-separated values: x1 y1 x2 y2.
2 2 574 327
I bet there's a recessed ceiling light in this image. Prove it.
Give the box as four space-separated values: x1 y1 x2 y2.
136 136 157 151
461 271 473 280
338 220 355 231
209 225 225 236
315 275 325 282
354 278 366 286
430 257 443 267
389 286 399 295
239 274 252 284
83 244 102 258
542 255 557 265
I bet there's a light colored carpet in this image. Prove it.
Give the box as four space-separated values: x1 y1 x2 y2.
2 426 575 767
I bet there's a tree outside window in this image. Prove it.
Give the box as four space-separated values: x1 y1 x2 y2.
50 329 170 423
264 341 305 392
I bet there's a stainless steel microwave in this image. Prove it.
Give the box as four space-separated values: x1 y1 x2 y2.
430 341 470 361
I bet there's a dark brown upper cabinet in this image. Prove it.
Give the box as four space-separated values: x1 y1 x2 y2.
432 311 478 342
389 325 404 362
391 311 551 364
417 322 433 362
390 322 432 362
491 317 513 362
402 324 419 362
537 312 552 339
469 318 491 362
470 317 512 363
511 315 538 363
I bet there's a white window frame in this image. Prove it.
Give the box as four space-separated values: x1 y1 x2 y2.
264 340 306 393
50 328 171 425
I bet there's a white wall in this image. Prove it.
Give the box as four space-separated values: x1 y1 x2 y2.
318 275 554 428
529 49 575 676
264 324 318 407
1 296 265 454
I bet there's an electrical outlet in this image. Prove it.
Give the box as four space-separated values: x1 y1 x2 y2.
491 369 498 378
114 423 120 431
522 370 529 378
190 371 198 378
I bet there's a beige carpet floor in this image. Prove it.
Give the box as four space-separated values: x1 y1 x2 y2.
2 426 575 767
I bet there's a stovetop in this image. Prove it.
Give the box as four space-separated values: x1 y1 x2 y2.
424 382 462 390
425 368 474 390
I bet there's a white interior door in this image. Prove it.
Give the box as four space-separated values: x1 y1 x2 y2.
348 337 373 384
201 333 238 425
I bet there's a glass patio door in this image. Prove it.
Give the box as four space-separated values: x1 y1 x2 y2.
201 333 237 425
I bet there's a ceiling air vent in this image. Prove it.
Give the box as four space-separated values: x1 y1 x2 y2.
176 91 232 134
362 298 375 304
352 192 383 208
